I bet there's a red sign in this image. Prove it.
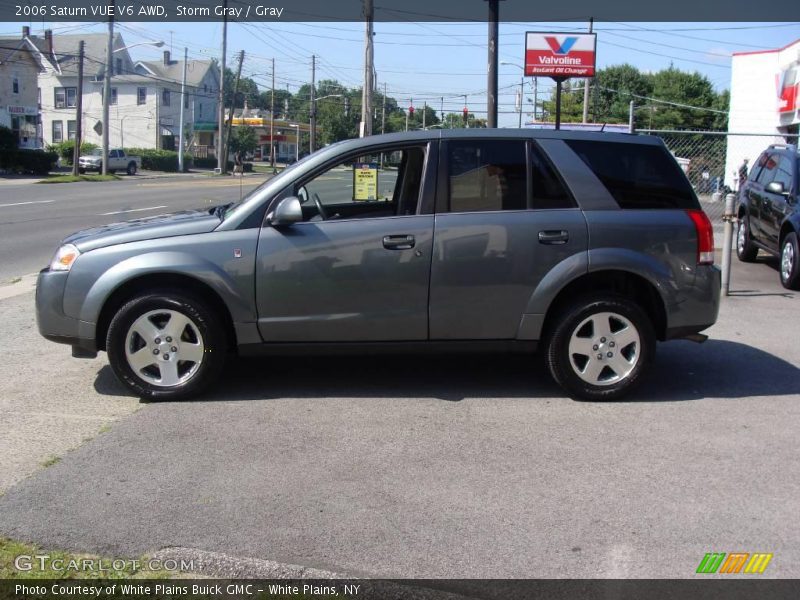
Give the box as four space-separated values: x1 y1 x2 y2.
525 32 597 77
777 63 798 114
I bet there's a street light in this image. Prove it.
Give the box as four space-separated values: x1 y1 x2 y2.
500 61 526 128
289 124 299 163
113 41 165 54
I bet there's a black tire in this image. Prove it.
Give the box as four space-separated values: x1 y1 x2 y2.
106 291 227 400
736 216 758 262
126 162 137 176
78 168 86 174
780 232 800 290
544 294 656 401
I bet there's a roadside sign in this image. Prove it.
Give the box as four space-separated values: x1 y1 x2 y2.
353 163 378 201
93 121 103 136
524 32 597 77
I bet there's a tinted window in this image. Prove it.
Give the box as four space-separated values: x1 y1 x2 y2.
565 140 697 209
531 144 574 209
447 141 526 212
755 153 778 186
771 154 793 191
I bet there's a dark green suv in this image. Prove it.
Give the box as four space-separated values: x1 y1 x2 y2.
737 144 800 289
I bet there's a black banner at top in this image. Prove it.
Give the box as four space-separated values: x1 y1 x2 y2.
2 0 800 22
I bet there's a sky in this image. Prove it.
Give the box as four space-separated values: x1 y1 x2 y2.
2 19 799 127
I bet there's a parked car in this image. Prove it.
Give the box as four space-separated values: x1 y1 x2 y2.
736 143 800 289
37 130 720 401
78 148 140 175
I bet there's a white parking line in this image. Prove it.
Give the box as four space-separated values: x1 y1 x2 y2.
0 200 55 208
99 205 167 216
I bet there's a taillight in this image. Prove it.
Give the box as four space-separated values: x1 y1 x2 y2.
686 209 714 265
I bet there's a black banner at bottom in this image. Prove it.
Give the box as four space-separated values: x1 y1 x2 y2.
2 579 800 600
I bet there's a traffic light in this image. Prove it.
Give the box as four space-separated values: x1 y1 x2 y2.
344 97 350 117
409 104 414 117
462 107 469 124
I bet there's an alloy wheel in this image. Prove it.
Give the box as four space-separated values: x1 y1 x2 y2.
567 311 641 386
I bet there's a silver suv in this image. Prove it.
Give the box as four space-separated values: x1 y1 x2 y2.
36 130 721 401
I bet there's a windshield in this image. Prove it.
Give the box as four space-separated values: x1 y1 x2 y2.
91 149 103 156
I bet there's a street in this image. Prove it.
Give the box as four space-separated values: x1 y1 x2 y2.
0 174 264 282
0 176 798 578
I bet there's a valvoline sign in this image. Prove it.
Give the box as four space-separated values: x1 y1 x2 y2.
525 32 597 77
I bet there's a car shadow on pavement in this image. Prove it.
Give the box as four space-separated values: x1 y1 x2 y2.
93 338 800 403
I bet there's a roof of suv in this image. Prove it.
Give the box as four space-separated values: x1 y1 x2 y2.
320 128 665 155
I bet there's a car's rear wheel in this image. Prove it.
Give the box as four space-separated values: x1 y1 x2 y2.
736 216 758 262
106 291 227 400
545 294 655 401
126 162 137 176
780 232 800 290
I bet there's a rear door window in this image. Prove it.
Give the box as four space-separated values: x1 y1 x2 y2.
447 140 527 212
564 139 697 209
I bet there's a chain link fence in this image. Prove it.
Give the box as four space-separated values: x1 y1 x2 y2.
635 129 799 228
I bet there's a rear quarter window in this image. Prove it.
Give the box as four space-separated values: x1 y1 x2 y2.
564 139 699 209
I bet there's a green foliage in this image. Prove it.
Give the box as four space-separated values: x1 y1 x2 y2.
0 148 58 174
46 140 98 165
0 125 16 151
228 126 258 155
539 64 728 131
124 148 191 172
192 157 217 168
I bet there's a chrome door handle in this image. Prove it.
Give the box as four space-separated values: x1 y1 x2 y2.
538 230 569 245
383 235 415 250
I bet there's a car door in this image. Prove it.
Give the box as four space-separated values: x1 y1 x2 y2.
254 143 435 342
760 153 794 247
428 139 588 340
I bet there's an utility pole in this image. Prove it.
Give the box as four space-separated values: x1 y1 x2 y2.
71 40 84 176
102 0 114 175
381 82 386 134
422 101 426 129
582 17 593 124
309 54 316 153
517 77 523 128
178 47 187 172
217 0 227 173
486 0 499 128
629 100 635 133
361 0 374 137
222 50 244 172
440 97 444 126
270 57 275 169
533 77 538 121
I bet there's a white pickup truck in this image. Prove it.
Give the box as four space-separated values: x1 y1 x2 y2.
78 148 141 175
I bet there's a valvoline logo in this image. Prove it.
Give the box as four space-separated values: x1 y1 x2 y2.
544 36 578 55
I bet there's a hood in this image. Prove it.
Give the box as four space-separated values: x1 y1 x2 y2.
64 208 221 253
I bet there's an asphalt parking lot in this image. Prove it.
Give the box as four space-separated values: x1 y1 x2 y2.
0 248 798 579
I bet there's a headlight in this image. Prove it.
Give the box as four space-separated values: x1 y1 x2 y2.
49 244 80 271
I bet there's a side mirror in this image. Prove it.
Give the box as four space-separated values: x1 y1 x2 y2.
297 186 309 204
766 181 785 195
266 196 303 226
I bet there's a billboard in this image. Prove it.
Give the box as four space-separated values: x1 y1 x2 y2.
525 32 597 77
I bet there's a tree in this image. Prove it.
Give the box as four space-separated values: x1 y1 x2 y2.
228 126 258 156
593 64 654 123
647 66 717 130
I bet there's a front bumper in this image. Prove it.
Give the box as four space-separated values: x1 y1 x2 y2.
36 269 97 357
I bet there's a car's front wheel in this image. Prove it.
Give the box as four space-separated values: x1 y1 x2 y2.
545 294 655 401
780 232 800 290
106 291 227 400
736 216 758 262
126 162 137 176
